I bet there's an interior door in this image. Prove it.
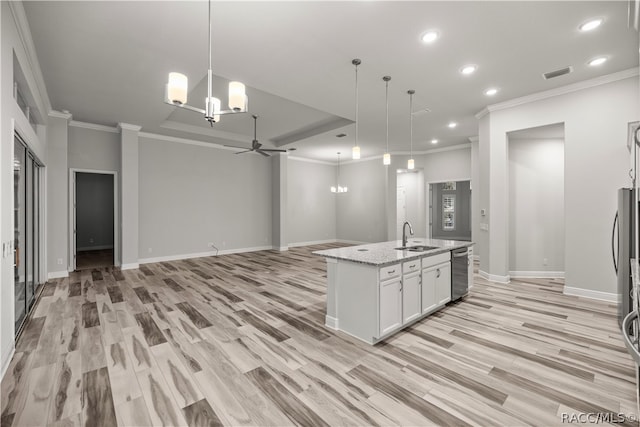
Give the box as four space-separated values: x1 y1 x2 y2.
71 171 77 271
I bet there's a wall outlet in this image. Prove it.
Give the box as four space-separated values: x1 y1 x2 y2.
148 248 152 253
543 258 548 266
479 223 489 231
57 258 63 265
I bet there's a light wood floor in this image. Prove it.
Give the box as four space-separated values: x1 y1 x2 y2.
1 243 638 426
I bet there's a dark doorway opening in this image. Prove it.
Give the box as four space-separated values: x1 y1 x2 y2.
75 172 115 270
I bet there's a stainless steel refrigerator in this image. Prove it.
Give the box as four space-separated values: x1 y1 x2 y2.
613 188 636 327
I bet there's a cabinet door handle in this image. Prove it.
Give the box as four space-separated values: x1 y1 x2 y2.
436 268 441 278
388 269 396 275
409 264 416 269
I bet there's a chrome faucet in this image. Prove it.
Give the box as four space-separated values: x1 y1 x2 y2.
402 221 414 248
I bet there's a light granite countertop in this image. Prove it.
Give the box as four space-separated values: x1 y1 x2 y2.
314 238 473 267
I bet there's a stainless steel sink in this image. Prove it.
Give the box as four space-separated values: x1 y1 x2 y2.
395 245 439 252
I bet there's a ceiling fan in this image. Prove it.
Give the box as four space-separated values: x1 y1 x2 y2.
225 115 287 157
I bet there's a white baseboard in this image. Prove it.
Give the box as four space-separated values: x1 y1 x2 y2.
563 286 617 302
121 263 140 270
325 315 339 330
479 270 511 284
138 245 274 265
510 271 565 279
274 246 289 251
48 270 69 279
77 245 114 252
288 239 337 248
1 343 15 381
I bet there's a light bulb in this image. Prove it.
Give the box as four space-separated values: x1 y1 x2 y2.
383 153 391 165
331 186 337 193
228 81 246 111
408 158 415 170
352 146 360 160
167 72 188 105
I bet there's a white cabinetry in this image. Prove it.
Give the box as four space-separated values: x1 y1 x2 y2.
379 274 402 336
421 252 451 314
402 260 422 324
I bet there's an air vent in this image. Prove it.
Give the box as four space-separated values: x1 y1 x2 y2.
336 133 347 138
543 66 573 80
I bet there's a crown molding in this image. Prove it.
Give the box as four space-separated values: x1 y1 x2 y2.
139 131 239 152
69 120 118 133
477 67 639 117
161 120 249 144
288 156 333 166
9 1 52 120
118 123 142 132
48 110 72 121
475 108 489 120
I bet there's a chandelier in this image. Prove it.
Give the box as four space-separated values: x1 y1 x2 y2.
164 0 247 125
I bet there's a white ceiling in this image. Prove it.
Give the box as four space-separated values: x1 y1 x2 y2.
23 1 639 162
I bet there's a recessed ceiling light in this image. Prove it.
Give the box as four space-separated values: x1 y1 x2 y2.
460 65 477 75
431 139 438 144
421 31 439 43
448 122 457 128
484 88 498 96
588 56 607 66
579 18 603 32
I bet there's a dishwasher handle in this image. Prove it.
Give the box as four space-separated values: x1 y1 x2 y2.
452 249 468 258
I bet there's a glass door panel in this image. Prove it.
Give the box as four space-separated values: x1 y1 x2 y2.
26 156 34 309
14 139 26 331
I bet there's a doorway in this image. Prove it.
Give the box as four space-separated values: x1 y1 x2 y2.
70 170 118 270
14 134 43 336
428 180 472 241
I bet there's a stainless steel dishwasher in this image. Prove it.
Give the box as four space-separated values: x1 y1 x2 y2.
451 247 469 301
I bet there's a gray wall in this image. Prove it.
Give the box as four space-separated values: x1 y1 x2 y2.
287 158 337 245
431 180 471 241
508 137 564 274
478 75 638 295
76 173 114 251
337 158 387 243
68 126 120 171
138 137 272 259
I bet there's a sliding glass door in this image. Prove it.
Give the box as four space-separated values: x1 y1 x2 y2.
14 135 42 335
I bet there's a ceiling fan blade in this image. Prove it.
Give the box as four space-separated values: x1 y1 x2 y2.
256 149 271 157
225 144 250 150
260 148 288 152
234 150 252 155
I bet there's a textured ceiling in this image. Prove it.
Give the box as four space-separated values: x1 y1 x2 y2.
23 1 639 161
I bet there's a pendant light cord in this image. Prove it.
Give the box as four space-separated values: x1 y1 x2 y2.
385 79 389 153
207 0 212 102
409 90 414 158
354 63 359 149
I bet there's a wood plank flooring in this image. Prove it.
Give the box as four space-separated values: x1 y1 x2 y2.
2 243 638 426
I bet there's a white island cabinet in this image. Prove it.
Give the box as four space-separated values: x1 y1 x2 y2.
315 238 473 344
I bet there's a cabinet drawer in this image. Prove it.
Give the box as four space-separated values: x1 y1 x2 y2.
421 251 451 269
380 264 400 280
403 259 421 274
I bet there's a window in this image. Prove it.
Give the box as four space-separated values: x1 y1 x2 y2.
443 194 455 231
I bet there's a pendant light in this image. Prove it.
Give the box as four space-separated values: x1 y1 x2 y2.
382 76 391 165
407 90 415 170
331 152 348 193
164 0 248 125
352 59 361 160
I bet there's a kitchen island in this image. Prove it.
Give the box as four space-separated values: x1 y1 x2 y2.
314 238 474 344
